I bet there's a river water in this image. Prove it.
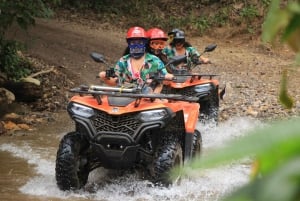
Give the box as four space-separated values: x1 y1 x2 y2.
0 112 261 201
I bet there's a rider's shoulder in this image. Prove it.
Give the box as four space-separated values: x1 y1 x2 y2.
185 46 196 51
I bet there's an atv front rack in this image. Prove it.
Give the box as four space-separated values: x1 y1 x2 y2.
172 73 219 79
70 85 199 104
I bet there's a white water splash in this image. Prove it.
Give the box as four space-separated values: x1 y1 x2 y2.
0 116 263 201
199 116 263 150
0 143 55 176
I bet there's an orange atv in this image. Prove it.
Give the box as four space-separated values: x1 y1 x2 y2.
162 44 225 123
55 54 202 191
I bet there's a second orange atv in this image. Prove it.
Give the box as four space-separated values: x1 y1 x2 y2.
55 55 202 191
162 44 225 123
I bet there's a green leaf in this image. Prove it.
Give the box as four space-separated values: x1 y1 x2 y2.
279 69 294 109
259 157 300 201
262 9 291 43
296 52 300 64
222 157 300 201
282 14 300 41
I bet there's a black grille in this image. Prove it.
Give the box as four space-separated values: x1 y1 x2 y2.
162 86 196 97
92 110 141 136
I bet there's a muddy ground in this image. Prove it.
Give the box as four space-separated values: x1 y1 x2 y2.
4 17 300 129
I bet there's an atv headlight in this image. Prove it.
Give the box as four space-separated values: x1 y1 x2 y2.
194 83 212 93
70 103 94 118
138 109 168 122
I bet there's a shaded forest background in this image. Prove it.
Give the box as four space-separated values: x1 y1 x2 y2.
54 0 272 36
0 0 281 82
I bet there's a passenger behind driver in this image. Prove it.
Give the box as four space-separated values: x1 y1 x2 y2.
163 29 210 70
146 27 169 64
98 26 173 93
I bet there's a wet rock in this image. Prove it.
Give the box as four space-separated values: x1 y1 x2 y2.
2 113 23 123
3 80 43 102
0 88 16 118
17 123 31 130
246 106 258 117
0 88 15 104
4 121 20 131
0 121 6 135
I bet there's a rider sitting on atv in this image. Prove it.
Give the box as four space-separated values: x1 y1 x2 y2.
99 26 174 93
163 29 210 72
146 27 169 64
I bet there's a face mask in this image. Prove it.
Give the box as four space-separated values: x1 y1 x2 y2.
128 38 147 59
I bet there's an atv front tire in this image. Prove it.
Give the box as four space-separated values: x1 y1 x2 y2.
55 132 89 191
151 140 183 186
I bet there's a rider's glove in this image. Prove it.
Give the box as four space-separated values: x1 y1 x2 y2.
191 55 201 65
105 68 116 78
194 60 203 65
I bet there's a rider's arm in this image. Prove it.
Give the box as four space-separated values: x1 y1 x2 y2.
153 83 163 93
156 57 174 80
98 71 118 86
200 55 210 64
189 47 210 64
98 58 125 86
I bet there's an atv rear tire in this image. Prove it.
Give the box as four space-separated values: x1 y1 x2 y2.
199 89 219 124
192 130 202 157
151 140 183 186
55 132 89 191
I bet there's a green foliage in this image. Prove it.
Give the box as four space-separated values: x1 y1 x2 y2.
0 39 31 80
240 5 259 20
0 0 57 36
0 0 58 80
262 0 300 50
192 16 210 34
212 8 230 27
261 0 272 7
55 0 270 36
262 0 300 108
279 69 294 109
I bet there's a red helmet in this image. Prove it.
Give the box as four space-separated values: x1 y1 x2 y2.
147 28 168 41
126 26 147 39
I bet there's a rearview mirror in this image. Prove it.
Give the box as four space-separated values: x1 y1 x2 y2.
90 52 105 63
204 44 217 53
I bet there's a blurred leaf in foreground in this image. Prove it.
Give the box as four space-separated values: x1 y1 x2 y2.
174 117 300 175
279 69 294 108
262 0 300 108
171 117 300 201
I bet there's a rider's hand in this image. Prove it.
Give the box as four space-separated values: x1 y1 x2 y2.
165 73 174 80
99 71 106 79
200 56 210 64
99 71 118 86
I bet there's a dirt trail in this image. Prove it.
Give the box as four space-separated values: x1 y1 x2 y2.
7 18 126 84
6 17 300 121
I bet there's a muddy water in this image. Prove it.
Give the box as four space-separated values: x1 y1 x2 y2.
0 113 261 201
